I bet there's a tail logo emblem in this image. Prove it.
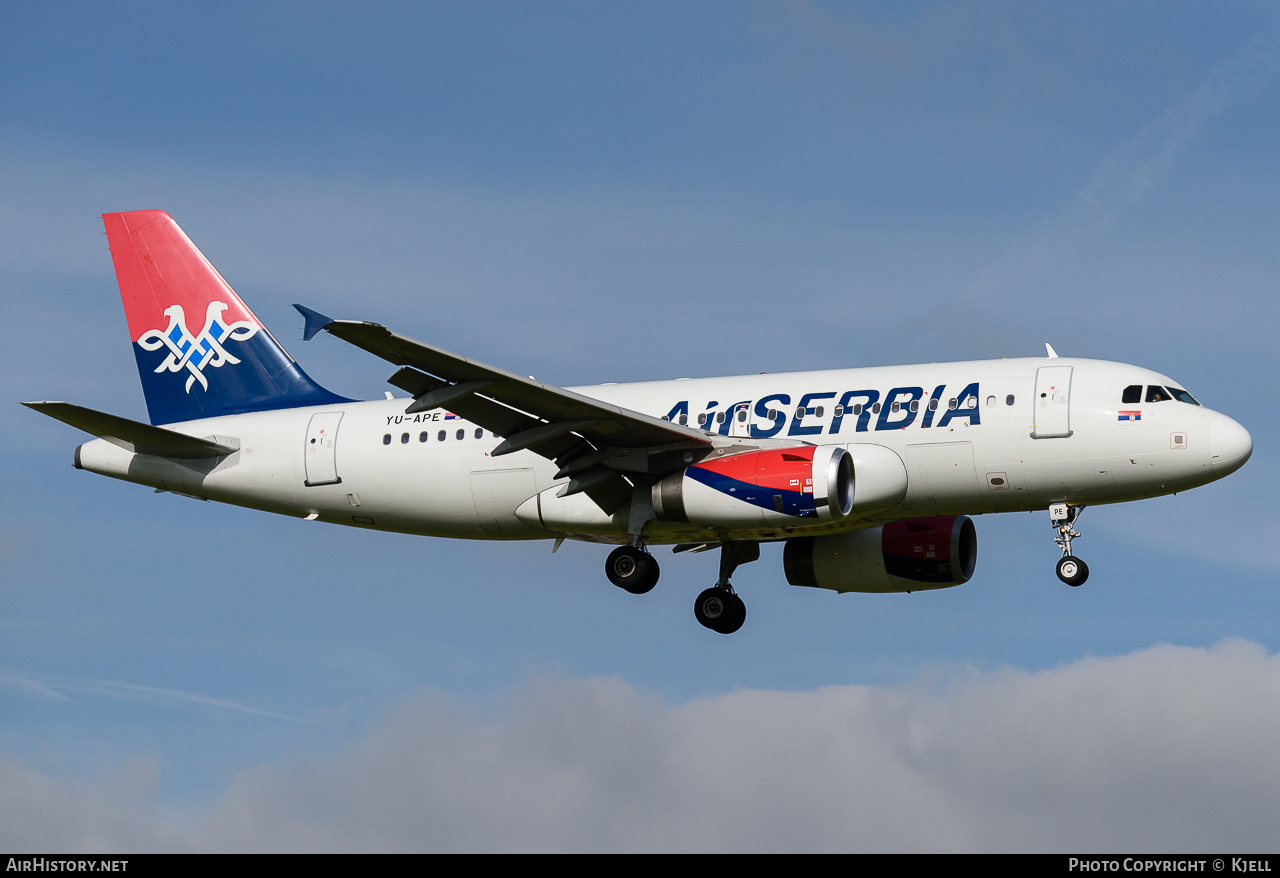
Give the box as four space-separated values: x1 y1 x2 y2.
137 302 260 393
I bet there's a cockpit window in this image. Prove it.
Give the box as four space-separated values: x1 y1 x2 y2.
1145 385 1172 403
1166 387 1200 406
1122 385 1142 405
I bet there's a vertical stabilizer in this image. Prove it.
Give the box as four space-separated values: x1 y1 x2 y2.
103 210 346 425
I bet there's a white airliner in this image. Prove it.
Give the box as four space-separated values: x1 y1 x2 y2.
25 211 1253 633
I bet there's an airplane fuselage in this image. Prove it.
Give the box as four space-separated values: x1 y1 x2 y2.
74 356 1249 546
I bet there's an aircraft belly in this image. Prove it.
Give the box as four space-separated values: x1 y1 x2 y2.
903 442 984 512
470 468 542 536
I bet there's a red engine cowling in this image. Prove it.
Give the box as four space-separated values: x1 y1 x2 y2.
783 515 977 593
653 445 853 528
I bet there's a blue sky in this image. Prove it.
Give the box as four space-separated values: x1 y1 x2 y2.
1 2 1278 851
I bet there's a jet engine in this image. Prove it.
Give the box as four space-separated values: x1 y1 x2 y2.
783 515 977 593
652 445 853 528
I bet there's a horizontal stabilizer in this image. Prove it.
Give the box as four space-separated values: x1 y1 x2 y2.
22 402 238 459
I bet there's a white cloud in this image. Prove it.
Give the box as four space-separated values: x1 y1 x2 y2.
0 756 186 852
4 640 1280 852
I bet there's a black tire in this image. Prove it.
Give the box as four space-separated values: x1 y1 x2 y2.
694 587 745 634
606 546 659 594
721 593 746 634
1056 555 1089 587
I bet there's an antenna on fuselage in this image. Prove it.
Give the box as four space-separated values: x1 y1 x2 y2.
1045 343 1059 358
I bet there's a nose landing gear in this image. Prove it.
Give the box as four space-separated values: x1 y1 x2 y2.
1050 503 1089 587
694 541 759 634
606 543 659 594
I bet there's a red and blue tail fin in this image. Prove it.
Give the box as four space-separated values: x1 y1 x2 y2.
103 210 347 425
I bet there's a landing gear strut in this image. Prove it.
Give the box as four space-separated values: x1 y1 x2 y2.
694 541 759 634
1050 503 1089 587
606 544 659 594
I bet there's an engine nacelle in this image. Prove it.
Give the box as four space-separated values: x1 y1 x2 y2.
845 443 908 513
783 515 977 593
653 445 853 528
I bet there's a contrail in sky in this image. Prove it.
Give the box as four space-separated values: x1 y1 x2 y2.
975 28 1280 296
0 668 316 724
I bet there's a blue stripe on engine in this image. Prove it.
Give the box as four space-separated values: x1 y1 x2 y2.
685 466 817 517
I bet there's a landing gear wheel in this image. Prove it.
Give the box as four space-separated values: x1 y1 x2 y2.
1056 555 1089 587
606 545 659 594
694 587 746 634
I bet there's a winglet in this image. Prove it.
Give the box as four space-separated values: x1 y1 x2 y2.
1045 343 1059 359
294 304 335 342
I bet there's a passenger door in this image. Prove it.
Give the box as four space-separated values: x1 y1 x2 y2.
304 412 343 486
1032 366 1073 439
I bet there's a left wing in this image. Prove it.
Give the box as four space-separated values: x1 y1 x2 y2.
295 305 715 513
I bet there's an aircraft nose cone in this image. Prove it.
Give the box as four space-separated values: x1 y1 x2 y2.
1209 414 1253 476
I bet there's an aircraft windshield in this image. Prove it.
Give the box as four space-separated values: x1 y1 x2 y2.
1166 387 1200 406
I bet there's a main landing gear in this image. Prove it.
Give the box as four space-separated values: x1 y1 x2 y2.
606 543 659 594
694 541 760 635
1050 503 1089 587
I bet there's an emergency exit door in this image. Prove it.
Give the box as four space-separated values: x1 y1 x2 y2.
729 402 753 438
1032 366 1073 439
304 412 344 486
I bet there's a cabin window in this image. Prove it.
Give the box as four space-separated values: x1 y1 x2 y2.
737 409 747 422
678 414 687 425
986 395 996 407
1146 385 1172 403
456 429 465 440
714 411 724 424
383 434 391 445
948 398 958 410
909 399 919 413
852 404 863 416
698 413 707 425
814 406 824 418
1167 387 1201 406
400 433 409 444
834 405 844 417
891 401 900 413
928 399 938 411
871 402 881 414
437 430 446 441
1006 394 1015 406
1122 385 1142 404
419 432 428 443
474 428 484 439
